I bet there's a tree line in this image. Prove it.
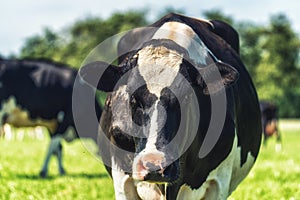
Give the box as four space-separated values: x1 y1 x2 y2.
15 9 300 118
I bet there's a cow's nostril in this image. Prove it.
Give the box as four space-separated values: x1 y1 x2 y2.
141 152 165 172
145 162 161 172
132 151 166 181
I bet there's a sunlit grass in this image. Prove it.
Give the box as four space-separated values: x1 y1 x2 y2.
229 125 300 200
0 137 114 200
1 119 299 199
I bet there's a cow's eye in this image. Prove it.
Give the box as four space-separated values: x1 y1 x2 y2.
132 107 145 126
130 95 143 109
111 127 135 152
130 95 137 106
130 96 151 126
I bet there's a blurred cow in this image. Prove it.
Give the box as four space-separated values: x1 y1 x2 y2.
1 124 45 141
0 58 101 177
260 101 281 150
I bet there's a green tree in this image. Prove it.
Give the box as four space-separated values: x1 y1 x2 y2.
17 10 300 117
203 9 234 25
19 10 149 106
156 6 186 19
236 22 264 76
254 14 300 117
20 28 63 61
20 11 148 68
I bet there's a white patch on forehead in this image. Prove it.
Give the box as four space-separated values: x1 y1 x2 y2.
137 46 182 97
152 21 208 65
176 133 255 199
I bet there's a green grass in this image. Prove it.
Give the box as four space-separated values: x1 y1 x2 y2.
0 138 114 200
229 128 300 200
1 120 300 199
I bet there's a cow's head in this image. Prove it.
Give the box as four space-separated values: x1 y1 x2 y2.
79 39 239 183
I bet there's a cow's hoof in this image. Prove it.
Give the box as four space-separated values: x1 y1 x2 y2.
59 169 66 176
39 171 47 178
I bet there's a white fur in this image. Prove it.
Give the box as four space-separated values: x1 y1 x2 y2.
152 21 208 65
176 134 255 200
111 85 132 132
137 46 182 97
111 158 140 200
146 101 159 150
131 99 166 181
136 182 166 200
132 148 166 181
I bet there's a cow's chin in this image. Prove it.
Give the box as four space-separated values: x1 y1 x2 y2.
133 160 180 184
136 181 166 200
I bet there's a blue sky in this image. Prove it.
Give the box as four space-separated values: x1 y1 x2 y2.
1 0 299 56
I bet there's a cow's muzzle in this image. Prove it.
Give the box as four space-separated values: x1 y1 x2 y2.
132 151 179 183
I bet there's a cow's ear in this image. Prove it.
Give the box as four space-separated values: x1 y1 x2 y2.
79 61 126 92
191 61 239 95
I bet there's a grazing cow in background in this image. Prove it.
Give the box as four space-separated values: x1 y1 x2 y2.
79 13 261 199
260 101 281 149
0 59 101 177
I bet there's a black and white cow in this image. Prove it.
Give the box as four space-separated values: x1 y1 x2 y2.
0 58 101 177
260 101 281 147
79 13 261 199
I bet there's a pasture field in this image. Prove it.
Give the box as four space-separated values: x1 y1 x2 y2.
1 120 300 200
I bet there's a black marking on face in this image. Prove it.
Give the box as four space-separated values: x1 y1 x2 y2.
110 126 136 153
155 87 181 151
130 85 158 127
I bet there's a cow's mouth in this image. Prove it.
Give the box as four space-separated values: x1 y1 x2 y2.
132 151 180 183
144 161 179 183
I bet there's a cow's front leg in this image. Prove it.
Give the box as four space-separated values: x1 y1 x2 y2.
39 135 63 177
111 159 140 200
54 142 66 175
